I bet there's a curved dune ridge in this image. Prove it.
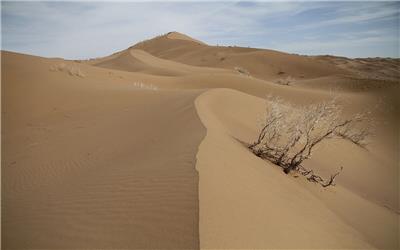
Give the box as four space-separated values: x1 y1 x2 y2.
2 32 399 249
195 89 397 249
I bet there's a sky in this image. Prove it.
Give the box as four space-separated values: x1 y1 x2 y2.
1 1 399 59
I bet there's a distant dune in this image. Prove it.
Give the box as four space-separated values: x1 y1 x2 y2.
2 32 399 249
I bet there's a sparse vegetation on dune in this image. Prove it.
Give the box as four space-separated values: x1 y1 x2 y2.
315 55 400 82
234 66 251 77
274 76 295 85
249 95 372 187
132 81 158 90
50 63 85 78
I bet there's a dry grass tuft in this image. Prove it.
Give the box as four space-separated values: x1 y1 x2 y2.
234 66 251 77
49 63 85 78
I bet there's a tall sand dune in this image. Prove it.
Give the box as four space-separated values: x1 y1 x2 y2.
132 32 347 81
94 48 230 77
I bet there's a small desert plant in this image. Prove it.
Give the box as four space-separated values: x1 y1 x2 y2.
132 82 158 90
67 67 85 77
249 95 372 187
275 76 295 85
234 66 251 77
49 63 66 72
49 63 85 78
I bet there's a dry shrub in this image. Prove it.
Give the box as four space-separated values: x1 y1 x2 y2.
275 76 295 85
234 66 251 77
249 95 372 187
67 67 85 78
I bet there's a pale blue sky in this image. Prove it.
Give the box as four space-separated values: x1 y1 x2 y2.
2 1 399 59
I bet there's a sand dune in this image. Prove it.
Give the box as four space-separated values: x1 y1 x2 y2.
314 55 400 81
292 75 398 92
2 51 204 249
195 88 397 249
2 32 399 249
94 48 230 77
132 32 351 81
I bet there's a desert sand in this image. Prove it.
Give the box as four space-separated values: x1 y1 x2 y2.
2 32 399 249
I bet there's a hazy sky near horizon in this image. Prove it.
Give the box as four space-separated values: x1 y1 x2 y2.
2 1 399 59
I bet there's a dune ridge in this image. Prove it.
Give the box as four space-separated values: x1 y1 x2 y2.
194 88 397 249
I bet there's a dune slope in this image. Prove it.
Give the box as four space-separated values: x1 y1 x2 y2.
132 32 347 81
195 88 398 249
2 51 205 249
94 48 230 77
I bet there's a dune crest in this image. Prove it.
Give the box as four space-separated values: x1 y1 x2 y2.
166 31 207 45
